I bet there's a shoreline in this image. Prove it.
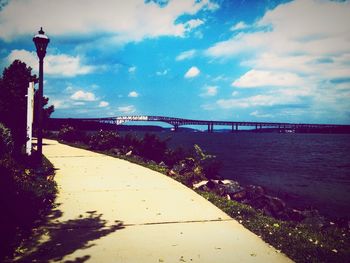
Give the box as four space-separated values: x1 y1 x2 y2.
192 178 350 227
45 128 350 262
225 171 350 221
155 131 350 221
61 139 350 262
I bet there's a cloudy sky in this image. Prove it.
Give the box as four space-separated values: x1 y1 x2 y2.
0 0 349 124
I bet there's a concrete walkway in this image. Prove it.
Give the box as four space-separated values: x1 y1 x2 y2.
18 139 293 262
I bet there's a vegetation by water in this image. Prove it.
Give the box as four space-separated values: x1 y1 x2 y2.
137 131 350 220
53 126 350 263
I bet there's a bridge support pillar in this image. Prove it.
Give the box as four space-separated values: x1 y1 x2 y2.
255 124 262 132
231 124 238 132
208 123 214 132
173 124 179 132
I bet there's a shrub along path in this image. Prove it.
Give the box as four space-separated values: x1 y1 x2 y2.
16 139 293 262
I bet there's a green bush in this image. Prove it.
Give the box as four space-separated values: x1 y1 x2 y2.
0 155 57 261
88 130 121 151
193 144 221 179
57 125 84 142
119 133 141 153
0 123 13 158
164 147 188 167
137 133 168 163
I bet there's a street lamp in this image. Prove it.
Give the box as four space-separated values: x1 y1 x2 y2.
33 27 49 160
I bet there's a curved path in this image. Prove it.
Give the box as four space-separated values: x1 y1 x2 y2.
19 139 293 262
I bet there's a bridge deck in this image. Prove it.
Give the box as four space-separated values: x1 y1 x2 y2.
50 116 350 130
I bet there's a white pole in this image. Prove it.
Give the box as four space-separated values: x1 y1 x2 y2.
26 82 34 155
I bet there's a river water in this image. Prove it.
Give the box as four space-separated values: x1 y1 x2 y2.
141 132 350 219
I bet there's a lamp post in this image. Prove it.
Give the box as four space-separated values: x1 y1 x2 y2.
33 27 49 160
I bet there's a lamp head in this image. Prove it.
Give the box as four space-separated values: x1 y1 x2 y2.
33 27 50 59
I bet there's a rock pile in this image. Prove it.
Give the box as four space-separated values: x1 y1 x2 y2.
193 179 322 223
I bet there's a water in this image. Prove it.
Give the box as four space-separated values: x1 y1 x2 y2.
131 132 350 219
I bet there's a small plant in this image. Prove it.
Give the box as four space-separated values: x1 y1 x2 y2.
193 144 221 180
0 123 14 158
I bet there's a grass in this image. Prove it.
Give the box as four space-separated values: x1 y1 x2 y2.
57 138 350 263
199 191 350 263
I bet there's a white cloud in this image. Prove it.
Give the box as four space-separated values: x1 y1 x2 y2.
217 94 299 109
184 66 200 78
72 101 86 106
184 19 204 31
51 99 70 109
212 75 229 82
176 49 196 61
118 105 136 114
230 21 249 31
70 90 96 101
99 101 109 107
205 0 350 119
232 69 304 88
205 1 220 11
250 110 273 118
156 69 168 76
194 30 204 39
7 49 95 77
201 85 218 96
241 53 313 74
201 103 216 111
206 0 350 59
0 0 219 42
205 31 267 57
128 66 136 73
128 91 139 98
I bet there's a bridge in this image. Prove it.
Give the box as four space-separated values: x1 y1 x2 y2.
49 115 350 133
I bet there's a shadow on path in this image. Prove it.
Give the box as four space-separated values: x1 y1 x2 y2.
14 210 124 263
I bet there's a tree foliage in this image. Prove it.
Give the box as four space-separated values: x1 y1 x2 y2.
34 91 55 130
0 60 32 154
0 60 54 155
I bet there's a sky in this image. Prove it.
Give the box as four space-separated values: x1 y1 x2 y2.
0 0 349 124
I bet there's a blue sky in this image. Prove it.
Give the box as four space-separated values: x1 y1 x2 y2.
0 0 349 124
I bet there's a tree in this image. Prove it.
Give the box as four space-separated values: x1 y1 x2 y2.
33 91 55 130
0 60 33 155
0 60 54 155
